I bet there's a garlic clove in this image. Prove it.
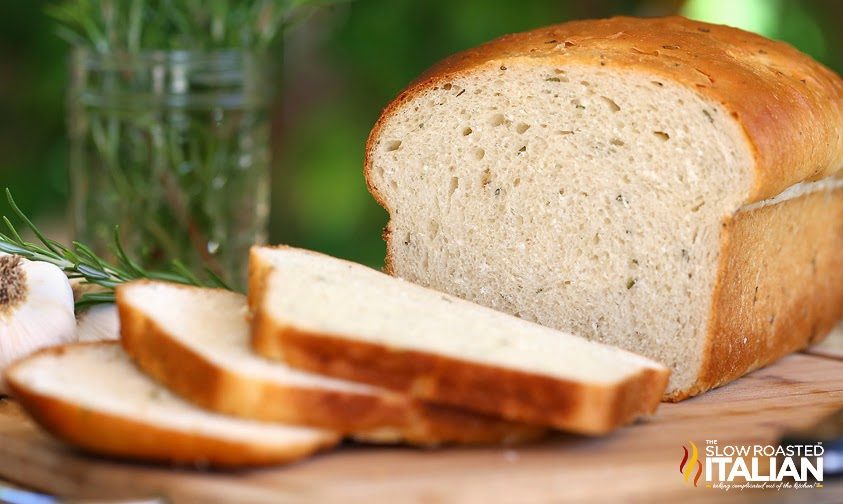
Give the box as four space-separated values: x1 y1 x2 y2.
1 254 76 396
20 259 75 316
76 303 120 342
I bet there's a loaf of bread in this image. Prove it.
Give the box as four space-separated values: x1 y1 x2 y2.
117 281 544 445
249 246 668 434
364 16 843 400
4 342 339 467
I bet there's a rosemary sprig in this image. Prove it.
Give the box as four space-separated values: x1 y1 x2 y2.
0 189 233 309
46 0 349 52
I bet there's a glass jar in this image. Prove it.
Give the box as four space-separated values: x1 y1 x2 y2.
67 49 272 290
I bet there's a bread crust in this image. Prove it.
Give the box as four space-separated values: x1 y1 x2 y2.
671 187 843 400
365 16 843 207
119 279 544 446
4 343 339 468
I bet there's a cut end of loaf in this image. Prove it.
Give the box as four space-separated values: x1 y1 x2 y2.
367 59 753 398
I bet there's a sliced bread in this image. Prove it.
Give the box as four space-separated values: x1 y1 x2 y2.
249 246 669 435
4 342 339 468
117 281 543 445
364 16 843 400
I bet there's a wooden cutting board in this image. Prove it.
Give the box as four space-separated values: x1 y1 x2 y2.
1 352 841 504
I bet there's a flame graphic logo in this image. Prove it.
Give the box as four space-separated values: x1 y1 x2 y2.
679 441 703 487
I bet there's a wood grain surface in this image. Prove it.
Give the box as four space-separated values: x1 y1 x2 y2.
1 352 841 503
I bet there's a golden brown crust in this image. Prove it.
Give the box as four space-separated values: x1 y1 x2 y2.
4 343 338 468
381 225 395 275
365 16 843 206
669 187 843 401
252 316 667 435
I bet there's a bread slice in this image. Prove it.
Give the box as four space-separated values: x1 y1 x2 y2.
4 342 339 468
364 16 843 400
249 246 669 435
117 281 543 445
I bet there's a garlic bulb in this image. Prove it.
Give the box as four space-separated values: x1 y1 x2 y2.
1 253 76 395
76 303 120 342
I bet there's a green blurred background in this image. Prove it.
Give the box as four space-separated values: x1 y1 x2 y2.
1 0 840 267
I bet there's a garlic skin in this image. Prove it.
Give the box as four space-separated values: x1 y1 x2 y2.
76 303 120 342
1 254 76 395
